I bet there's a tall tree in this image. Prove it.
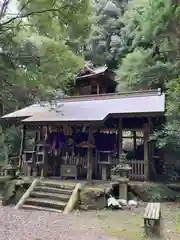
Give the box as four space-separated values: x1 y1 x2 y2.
0 0 93 163
115 0 180 179
85 0 128 69
0 0 92 113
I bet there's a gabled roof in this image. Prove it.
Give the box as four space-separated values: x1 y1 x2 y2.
76 62 108 80
1 89 165 124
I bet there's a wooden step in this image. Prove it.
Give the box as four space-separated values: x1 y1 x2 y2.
38 181 75 190
30 191 70 202
22 204 62 213
26 197 67 210
34 186 73 195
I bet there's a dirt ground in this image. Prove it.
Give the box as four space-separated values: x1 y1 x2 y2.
0 203 180 240
72 203 180 240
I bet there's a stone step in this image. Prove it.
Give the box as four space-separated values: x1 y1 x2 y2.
22 204 62 213
30 191 70 202
26 197 67 210
38 181 75 190
34 186 73 195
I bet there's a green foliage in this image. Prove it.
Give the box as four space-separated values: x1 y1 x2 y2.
130 182 179 202
114 0 180 180
19 0 92 52
0 0 91 113
116 47 174 91
0 0 93 160
115 0 177 91
85 0 128 68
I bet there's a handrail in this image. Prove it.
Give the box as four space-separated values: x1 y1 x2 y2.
63 183 81 214
14 178 39 210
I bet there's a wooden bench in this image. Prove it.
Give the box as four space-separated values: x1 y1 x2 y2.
143 202 161 235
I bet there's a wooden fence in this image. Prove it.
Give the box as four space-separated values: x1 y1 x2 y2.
66 156 146 181
22 151 146 181
113 157 146 181
127 160 145 181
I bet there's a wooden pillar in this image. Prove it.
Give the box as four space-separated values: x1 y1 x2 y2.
118 118 123 162
87 126 93 181
39 126 43 140
144 123 149 180
97 83 100 94
0 125 8 166
133 131 136 152
101 164 107 181
0 103 3 117
42 146 48 178
148 117 155 179
33 131 38 151
32 131 38 177
19 124 26 171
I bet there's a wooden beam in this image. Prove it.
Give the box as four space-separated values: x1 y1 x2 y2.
144 123 149 180
118 118 123 161
63 183 82 214
33 131 38 152
42 145 48 177
133 131 137 152
15 179 39 209
97 83 100 94
148 117 156 179
0 125 8 166
19 124 26 171
87 126 93 181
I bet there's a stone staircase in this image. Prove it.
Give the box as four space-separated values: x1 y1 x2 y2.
19 180 77 213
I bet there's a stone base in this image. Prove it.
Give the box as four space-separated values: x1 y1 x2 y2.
119 183 128 200
79 185 113 210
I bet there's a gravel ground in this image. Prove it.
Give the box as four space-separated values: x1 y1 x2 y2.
0 206 120 240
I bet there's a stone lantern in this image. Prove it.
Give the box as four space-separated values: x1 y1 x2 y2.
111 153 131 200
2 164 17 177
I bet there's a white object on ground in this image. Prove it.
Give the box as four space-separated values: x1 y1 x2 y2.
107 196 122 208
118 199 127 206
128 200 138 207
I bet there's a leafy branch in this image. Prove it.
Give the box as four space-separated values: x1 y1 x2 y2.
0 0 70 28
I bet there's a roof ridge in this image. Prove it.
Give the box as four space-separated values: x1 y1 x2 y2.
61 89 162 100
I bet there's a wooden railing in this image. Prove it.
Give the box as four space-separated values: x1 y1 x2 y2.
22 151 146 181
128 160 145 181
112 157 145 181
61 157 146 181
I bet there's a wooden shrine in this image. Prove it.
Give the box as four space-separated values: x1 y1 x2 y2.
0 63 165 181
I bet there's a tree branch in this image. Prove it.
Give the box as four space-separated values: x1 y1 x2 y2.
19 0 34 13
0 0 10 20
0 8 61 27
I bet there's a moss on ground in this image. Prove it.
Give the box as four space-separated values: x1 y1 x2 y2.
74 203 180 240
80 186 107 210
129 182 179 202
1 178 30 205
95 209 145 239
167 183 180 192
104 227 145 240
